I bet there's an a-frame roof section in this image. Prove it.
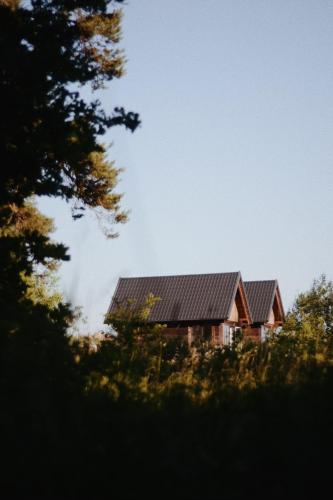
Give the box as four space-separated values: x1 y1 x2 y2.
244 280 285 324
108 272 248 323
233 277 253 325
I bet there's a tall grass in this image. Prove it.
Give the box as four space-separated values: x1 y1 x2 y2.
2 307 333 499
65 326 333 499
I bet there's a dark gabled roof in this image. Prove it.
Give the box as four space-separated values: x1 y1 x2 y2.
243 280 277 323
108 272 241 323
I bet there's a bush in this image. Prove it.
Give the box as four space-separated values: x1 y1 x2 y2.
2 284 333 499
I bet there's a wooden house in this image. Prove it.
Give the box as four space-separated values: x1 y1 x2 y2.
107 272 285 345
244 280 285 341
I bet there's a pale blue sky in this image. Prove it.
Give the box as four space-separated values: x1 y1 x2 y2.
38 0 333 332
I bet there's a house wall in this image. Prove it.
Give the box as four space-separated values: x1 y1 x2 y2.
267 308 275 326
162 322 268 346
243 326 261 342
162 327 188 338
162 324 224 345
212 325 220 345
162 323 277 345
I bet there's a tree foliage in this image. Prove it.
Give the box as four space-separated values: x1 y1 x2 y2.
285 274 333 337
0 2 140 482
0 199 64 308
0 0 139 229
105 293 165 345
0 0 140 338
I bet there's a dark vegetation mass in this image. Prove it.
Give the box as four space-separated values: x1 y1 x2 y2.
0 1 332 499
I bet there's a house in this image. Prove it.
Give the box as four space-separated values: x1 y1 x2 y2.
107 272 285 345
243 280 285 341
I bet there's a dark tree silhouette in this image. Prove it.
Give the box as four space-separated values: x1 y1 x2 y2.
0 0 140 337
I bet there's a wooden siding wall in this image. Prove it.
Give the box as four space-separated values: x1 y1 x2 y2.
162 325 223 345
235 290 245 321
211 325 220 345
163 324 274 344
243 326 261 342
162 327 188 338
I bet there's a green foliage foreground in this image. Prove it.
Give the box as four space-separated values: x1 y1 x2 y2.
1 285 333 500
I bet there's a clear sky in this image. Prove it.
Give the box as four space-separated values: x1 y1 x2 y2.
38 0 333 333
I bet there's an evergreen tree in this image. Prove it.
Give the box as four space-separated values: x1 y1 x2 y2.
0 0 139 337
0 0 139 219
0 2 139 480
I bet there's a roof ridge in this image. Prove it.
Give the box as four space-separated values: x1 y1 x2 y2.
119 271 241 280
244 279 277 284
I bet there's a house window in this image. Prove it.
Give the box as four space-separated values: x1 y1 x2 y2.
223 324 231 345
261 326 268 341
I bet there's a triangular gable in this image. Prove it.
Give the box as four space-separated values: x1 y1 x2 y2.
272 284 285 324
227 276 252 325
228 302 239 322
244 280 285 325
